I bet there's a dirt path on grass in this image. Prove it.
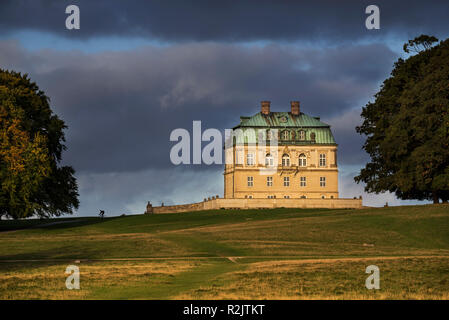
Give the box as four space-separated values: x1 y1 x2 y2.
1 254 448 263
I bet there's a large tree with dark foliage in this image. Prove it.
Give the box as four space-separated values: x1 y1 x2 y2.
0 69 79 219
355 35 449 204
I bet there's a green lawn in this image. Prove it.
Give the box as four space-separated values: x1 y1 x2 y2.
1 205 448 299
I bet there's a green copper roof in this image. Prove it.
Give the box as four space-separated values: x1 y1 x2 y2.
233 112 337 145
235 112 330 128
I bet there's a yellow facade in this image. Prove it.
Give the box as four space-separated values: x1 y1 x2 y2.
224 101 339 200
224 145 338 199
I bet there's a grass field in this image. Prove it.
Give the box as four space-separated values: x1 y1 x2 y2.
1 205 448 299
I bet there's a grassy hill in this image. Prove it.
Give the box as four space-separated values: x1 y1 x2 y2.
1 205 448 299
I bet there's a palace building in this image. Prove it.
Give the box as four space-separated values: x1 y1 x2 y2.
146 100 362 214
224 101 339 200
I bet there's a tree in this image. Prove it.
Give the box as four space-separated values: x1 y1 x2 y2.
355 35 449 204
0 69 79 219
403 34 438 54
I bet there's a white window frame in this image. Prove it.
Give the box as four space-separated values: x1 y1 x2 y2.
247 176 254 187
319 153 326 167
246 153 254 166
320 176 326 187
300 176 306 187
299 154 307 167
265 154 274 167
284 176 290 187
282 130 290 140
266 176 273 187
282 154 290 167
298 130 305 140
284 195 290 199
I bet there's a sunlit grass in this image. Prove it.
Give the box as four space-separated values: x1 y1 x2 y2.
1 204 448 299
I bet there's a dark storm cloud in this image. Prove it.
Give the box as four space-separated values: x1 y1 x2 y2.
1 0 449 42
77 167 222 215
0 40 396 174
323 108 370 166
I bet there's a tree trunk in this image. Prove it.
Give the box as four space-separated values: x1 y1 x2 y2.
433 193 439 204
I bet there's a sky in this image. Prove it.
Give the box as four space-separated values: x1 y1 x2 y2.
1 0 449 216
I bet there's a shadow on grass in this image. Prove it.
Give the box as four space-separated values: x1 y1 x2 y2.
0 216 121 232
0 244 105 262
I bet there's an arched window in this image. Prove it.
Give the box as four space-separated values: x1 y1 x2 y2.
298 130 305 140
281 130 290 140
299 153 307 167
282 154 290 166
265 153 274 166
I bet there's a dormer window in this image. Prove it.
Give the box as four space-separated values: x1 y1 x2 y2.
266 130 272 140
310 132 316 141
298 130 306 140
281 130 290 140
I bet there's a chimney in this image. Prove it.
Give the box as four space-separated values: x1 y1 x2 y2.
291 101 300 115
261 101 271 115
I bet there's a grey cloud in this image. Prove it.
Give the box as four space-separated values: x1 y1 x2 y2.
338 166 430 207
323 108 370 166
76 167 222 216
0 40 397 175
1 1 449 42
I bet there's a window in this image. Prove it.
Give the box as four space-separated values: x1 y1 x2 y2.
300 195 307 199
330 195 334 199
267 176 273 187
248 195 253 199
265 153 274 166
299 153 307 167
284 195 290 199
235 150 244 165
319 154 326 167
310 132 316 140
246 153 254 166
298 130 305 140
320 176 326 187
247 176 254 187
282 154 290 166
268 195 276 199
266 130 272 140
300 176 306 187
321 195 325 199
284 176 290 187
281 130 290 140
